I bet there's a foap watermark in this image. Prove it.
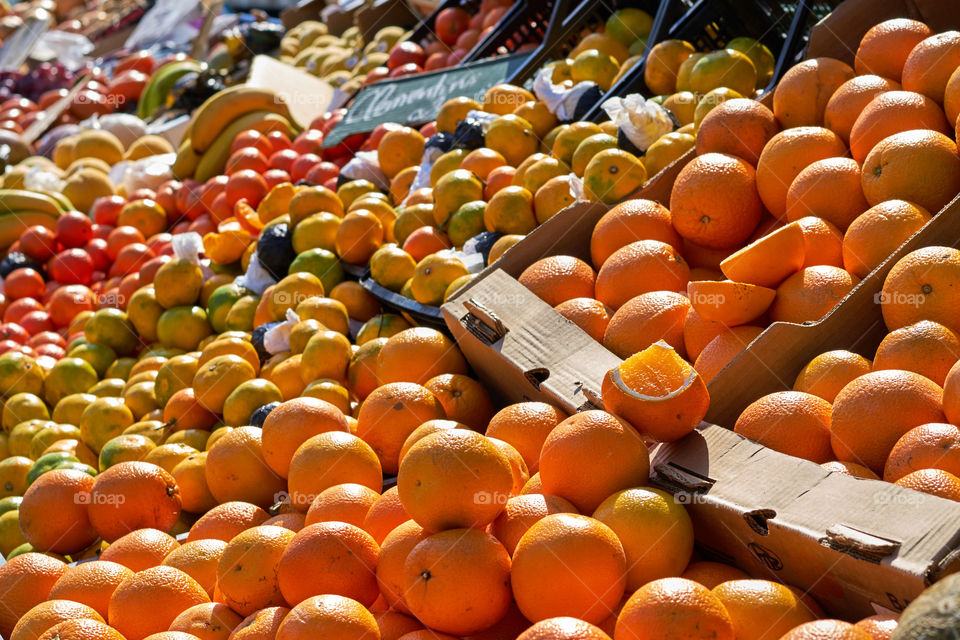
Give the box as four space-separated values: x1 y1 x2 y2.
474 490 509 506
76 91 128 108
272 291 314 306
94 291 126 308
874 290 926 308
689 291 725 309
75 492 125 505
673 492 710 506
875 490 927 507
280 90 335 110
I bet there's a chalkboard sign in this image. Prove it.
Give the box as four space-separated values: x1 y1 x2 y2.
323 52 531 147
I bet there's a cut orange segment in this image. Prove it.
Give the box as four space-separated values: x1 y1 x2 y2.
688 280 776 326
720 222 805 287
602 341 709 442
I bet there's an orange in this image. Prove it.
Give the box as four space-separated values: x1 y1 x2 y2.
215 525 294 616
682 308 727 363
831 369 945 474
485 402 568 473
229 607 290 640
594 240 689 310
334 210 383 265
553 297 612 343
518 256 596 307
36 619 124 640
489 493 579 555
162 539 227 598
895 468 960 500
842 200 931 279
861 129 960 213
19 469 98 554
822 460 880 479
198 337 259 374
681 561 750 588
943 360 960 427
884 422 960 482
796 216 844 268
695 98 778 165
517 618 612 640
167 605 240 640
186 501 269 543
171 452 217 515
401 528 511 635
601 291 690 358
277 521 379 607
398 419 470 463
304 483 379 528
376 519 430 614
484 165 516 200
10 600 103 640
361 486 408 544
874 320 960 386
288 432 382 510
373 611 425 640
376 327 467 385
511 513 626 624
770 266 859 324
49 560 133 618
436 97 480 133
849 91 950 163
617 577 733 640
531 175 576 224
902 31 960 104
263 355 306 400
422 373 494 430
880 246 960 334
644 40 696 94
0 553 68 638
793 350 873 403
192 355 256 414
688 280 776 327
719 221 804 288
205 427 285 508
583 149 646 204
482 84 535 116
261 397 349 478
785 158 870 231
855 19 932 81
347 338 386 401
329 281 380 322
538 410 649 513
778 620 873 640
853 614 899 640
946 66 960 126
694 325 765 383
670 153 762 249
378 127 425 179
484 185 536 235
99 528 180 571
356 382 446 474
712 580 817 640
824 75 903 142
514 101 558 140
107 566 210 640
275 594 379 640
484 115 538 167
772 57 855 128
734 391 834 463
602 341 709 442
398 429 512 530
755 127 847 219
589 199 681 269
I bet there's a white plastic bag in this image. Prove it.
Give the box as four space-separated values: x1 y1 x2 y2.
23 165 65 193
173 232 203 263
33 32 93 72
602 94 674 152
235 253 277 296
264 308 299 355
340 150 388 190
567 173 585 203
532 67 596 120
123 153 175 194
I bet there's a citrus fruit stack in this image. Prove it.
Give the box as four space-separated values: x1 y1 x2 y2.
734 244 960 503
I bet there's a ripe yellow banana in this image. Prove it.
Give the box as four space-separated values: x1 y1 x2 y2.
0 210 59 251
189 86 295 154
41 190 75 212
173 137 202 180
0 190 66 216
194 111 295 182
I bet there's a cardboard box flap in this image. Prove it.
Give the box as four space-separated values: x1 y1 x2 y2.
443 269 620 411
246 55 335 129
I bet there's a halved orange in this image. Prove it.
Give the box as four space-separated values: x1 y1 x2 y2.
720 221 805 288
688 280 776 326
601 341 709 442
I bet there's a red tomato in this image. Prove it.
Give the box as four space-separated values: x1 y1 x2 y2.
47 249 94 285
18 225 58 262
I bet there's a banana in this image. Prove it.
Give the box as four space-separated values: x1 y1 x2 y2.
40 190 75 212
138 59 203 120
189 86 295 154
173 137 202 180
194 111 295 182
0 190 66 216
0 210 58 251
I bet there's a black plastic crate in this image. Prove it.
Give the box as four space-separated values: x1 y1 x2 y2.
359 272 450 333
583 0 803 121
464 0 561 62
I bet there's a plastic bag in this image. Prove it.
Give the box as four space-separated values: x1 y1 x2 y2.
339 150 388 190
23 165 64 193
173 232 203 263
532 67 599 120
567 173 585 202
403 149 443 204
33 32 93 72
602 94 674 153
264 308 299 355
122 153 175 194
235 253 277 296
80 113 148 149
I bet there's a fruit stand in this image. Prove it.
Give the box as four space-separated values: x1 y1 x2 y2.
1 0 960 638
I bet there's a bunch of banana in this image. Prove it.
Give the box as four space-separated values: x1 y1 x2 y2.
0 188 72 251
137 58 204 120
172 86 299 181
